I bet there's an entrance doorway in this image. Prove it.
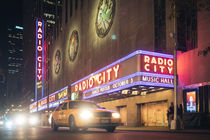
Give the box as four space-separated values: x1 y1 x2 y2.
140 101 168 127
118 106 127 126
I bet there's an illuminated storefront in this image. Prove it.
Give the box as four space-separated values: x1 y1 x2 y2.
71 50 174 126
30 86 68 113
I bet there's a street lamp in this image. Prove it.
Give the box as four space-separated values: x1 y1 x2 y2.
172 1 178 130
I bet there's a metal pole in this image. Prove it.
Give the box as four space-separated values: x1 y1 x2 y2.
173 1 177 130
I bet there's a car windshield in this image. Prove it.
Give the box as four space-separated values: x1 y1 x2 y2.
69 101 101 109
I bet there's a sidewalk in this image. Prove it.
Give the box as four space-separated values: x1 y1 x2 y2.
116 126 210 134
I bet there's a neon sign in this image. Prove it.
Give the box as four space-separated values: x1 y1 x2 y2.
141 54 173 75
71 50 174 99
30 102 37 113
58 89 68 99
35 19 44 100
49 87 68 108
73 65 119 92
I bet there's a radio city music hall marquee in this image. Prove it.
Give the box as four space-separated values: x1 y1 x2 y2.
71 50 174 99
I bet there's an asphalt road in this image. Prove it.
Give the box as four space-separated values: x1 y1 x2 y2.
0 126 210 140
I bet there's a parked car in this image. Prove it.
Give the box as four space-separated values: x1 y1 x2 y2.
51 100 121 132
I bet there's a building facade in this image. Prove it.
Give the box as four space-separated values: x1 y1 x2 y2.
29 0 210 128
7 25 24 103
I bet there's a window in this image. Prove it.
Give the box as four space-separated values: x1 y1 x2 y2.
69 101 101 109
70 0 73 17
61 103 68 110
65 0 68 23
75 0 78 10
55 106 61 111
154 0 166 52
177 0 197 51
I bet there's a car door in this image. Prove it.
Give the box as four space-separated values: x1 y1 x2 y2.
53 105 61 124
60 102 68 125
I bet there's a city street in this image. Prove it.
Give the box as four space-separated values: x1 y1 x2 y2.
0 126 210 140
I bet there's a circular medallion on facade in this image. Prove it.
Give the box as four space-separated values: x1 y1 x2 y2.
54 50 61 74
95 0 116 38
68 30 79 62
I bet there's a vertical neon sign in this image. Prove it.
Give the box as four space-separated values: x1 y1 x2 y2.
35 19 44 101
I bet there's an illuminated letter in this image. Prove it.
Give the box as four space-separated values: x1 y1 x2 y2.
89 77 94 88
75 85 78 92
38 21 42 27
37 68 42 74
158 58 163 65
38 40 42 45
159 66 165 73
38 34 42 39
154 65 157 72
113 65 119 78
151 57 157 64
144 55 150 63
79 83 82 91
144 64 150 71
37 56 42 62
38 27 42 33
82 81 86 90
103 72 106 83
37 75 42 80
168 59 173 66
168 67 173 74
37 46 42 51
97 73 102 84
38 62 41 68
106 68 112 81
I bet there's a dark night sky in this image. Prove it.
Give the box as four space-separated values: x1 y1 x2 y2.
0 0 23 71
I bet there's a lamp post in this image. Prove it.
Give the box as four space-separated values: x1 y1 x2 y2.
172 0 178 130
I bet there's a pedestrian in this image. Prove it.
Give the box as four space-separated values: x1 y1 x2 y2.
177 104 184 129
167 102 174 129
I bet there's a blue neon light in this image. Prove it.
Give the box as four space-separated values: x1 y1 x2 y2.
35 19 38 102
139 81 174 88
71 50 173 86
42 19 44 98
82 72 173 94
83 72 139 94
83 81 140 99
139 50 174 58
38 105 47 111
83 80 174 99
30 101 37 107
140 72 174 79
30 108 37 113
49 97 69 108
82 72 174 99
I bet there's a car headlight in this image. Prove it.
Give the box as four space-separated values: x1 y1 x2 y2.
5 121 13 128
29 116 38 125
15 115 26 125
112 112 120 118
48 113 52 124
79 110 93 120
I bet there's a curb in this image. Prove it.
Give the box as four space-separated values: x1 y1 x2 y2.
116 128 210 135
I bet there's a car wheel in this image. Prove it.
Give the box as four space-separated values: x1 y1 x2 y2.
106 126 116 133
51 118 58 131
69 116 78 132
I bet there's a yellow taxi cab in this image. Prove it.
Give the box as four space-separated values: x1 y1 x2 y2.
51 100 121 132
